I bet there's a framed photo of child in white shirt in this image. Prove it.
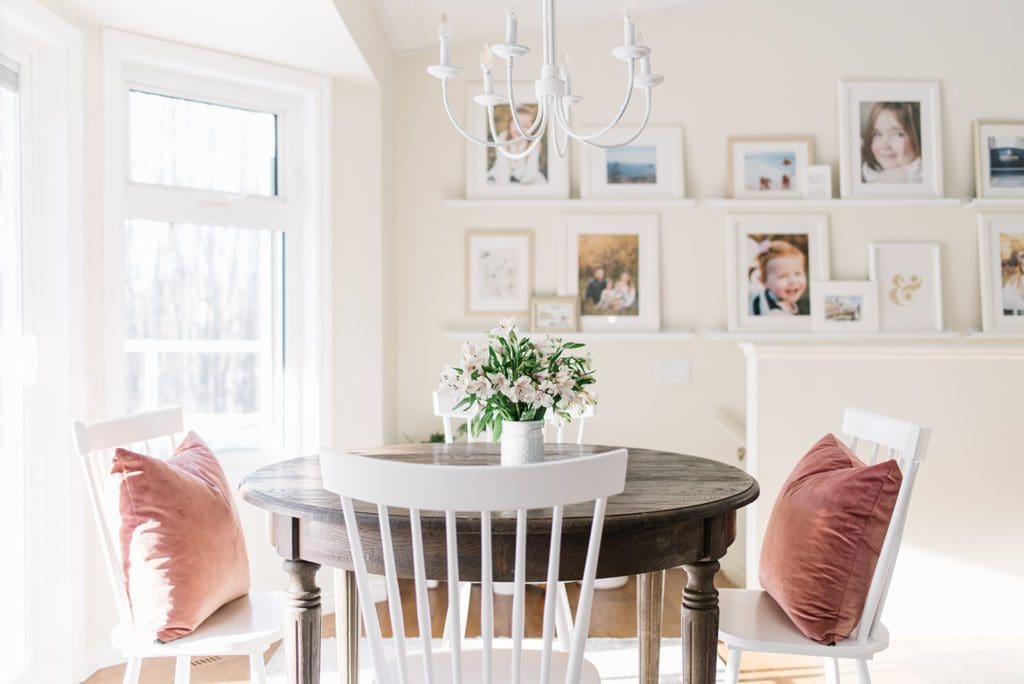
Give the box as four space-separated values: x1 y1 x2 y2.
464 82 569 199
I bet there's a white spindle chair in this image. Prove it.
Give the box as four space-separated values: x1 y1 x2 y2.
72 407 285 684
319 447 628 684
718 407 931 684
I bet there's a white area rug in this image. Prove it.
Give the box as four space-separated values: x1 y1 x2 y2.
266 637 725 683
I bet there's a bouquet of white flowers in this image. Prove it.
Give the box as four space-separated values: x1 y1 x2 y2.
439 318 597 440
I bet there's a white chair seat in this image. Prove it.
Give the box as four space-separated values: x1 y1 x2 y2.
112 590 286 657
384 648 601 684
718 588 889 659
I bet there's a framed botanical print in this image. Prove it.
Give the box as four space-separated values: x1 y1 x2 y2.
560 214 660 332
727 135 813 199
868 243 943 332
838 80 944 198
464 83 569 199
726 214 831 332
977 215 1024 332
580 126 684 199
810 281 879 333
974 120 1024 199
464 230 533 317
530 295 578 333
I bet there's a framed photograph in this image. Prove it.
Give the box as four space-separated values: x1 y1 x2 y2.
727 135 814 199
974 120 1024 199
464 83 569 199
530 296 579 333
580 126 684 199
464 229 533 317
811 281 879 333
977 215 1024 332
802 165 833 200
726 214 831 332
868 243 943 332
838 80 943 198
560 214 660 332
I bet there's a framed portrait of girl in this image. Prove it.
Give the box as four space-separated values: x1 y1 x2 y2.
838 80 944 198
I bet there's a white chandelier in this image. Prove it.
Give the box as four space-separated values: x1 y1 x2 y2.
427 0 664 160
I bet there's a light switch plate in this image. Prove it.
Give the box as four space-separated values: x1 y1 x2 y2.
655 359 691 384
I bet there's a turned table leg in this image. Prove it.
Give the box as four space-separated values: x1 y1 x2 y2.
681 560 720 684
637 570 665 684
284 559 321 684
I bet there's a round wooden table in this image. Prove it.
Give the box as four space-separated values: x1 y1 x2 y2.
240 443 758 684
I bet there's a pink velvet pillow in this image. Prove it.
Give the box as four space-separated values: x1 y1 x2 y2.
112 431 250 642
759 433 902 644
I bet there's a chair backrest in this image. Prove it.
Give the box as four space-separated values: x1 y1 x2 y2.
70 406 185 629
319 447 629 684
433 389 488 443
840 407 930 643
548 400 598 445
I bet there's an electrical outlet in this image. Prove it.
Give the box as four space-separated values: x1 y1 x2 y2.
655 359 691 384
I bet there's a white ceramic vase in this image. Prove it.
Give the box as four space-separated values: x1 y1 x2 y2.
500 419 545 466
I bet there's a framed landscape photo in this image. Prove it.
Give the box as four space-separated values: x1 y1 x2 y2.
465 83 569 199
580 126 684 199
726 214 830 332
867 243 943 332
838 80 943 198
977 215 1024 332
727 135 813 199
811 281 879 333
530 295 579 333
560 214 660 332
464 229 533 317
974 120 1024 199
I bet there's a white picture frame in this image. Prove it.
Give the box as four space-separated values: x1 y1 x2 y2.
560 214 660 332
867 243 943 332
530 295 579 333
727 136 814 199
464 82 569 199
726 214 831 332
464 229 533 317
580 126 684 199
810 281 879 333
973 120 1024 199
838 80 944 198
977 214 1024 333
802 164 833 199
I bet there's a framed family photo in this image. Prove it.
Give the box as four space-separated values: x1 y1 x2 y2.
726 214 830 332
838 80 944 198
464 229 533 317
867 243 943 332
811 281 879 333
464 83 569 199
580 126 684 199
530 296 579 333
977 215 1024 332
560 214 660 332
727 136 813 199
973 120 1024 199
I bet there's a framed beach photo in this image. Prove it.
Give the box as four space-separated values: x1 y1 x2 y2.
464 83 569 199
838 80 943 198
811 281 879 333
726 214 830 332
727 136 813 199
868 243 943 332
464 229 533 317
530 296 579 333
974 120 1024 199
580 126 684 199
977 215 1024 332
560 214 660 332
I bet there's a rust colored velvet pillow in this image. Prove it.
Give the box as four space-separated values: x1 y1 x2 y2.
112 431 250 642
759 433 902 644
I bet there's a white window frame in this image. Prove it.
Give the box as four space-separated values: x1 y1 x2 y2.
102 29 333 464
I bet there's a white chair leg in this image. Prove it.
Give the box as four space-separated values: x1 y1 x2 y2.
855 658 872 684
723 646 742 684
554 582 574 651
173 655 191 684
824 656 840 684
121 657 142 684
249 651 267 684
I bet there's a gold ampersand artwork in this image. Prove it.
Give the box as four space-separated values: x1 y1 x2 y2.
889 274 922 306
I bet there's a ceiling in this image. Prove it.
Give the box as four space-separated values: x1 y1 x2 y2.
372 0 695 55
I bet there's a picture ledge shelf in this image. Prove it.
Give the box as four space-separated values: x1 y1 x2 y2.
703 329 963 342
965 198 1024 208
705 197 962 208
444 329 697 341
443 198 697 209
443 198 966 209
963 329 1024 339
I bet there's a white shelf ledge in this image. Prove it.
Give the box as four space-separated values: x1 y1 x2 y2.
965 198 1024 209
444 329 697 341
443 198 697 209
963 329 1024 339
705 197 962 208
703 329 963 342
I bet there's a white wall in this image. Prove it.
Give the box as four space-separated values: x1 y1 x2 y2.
389 0 1024 587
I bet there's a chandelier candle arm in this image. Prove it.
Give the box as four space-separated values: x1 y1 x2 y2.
441 80 543 149
554 87 654 149
560 60 636 143
504 64 547 142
